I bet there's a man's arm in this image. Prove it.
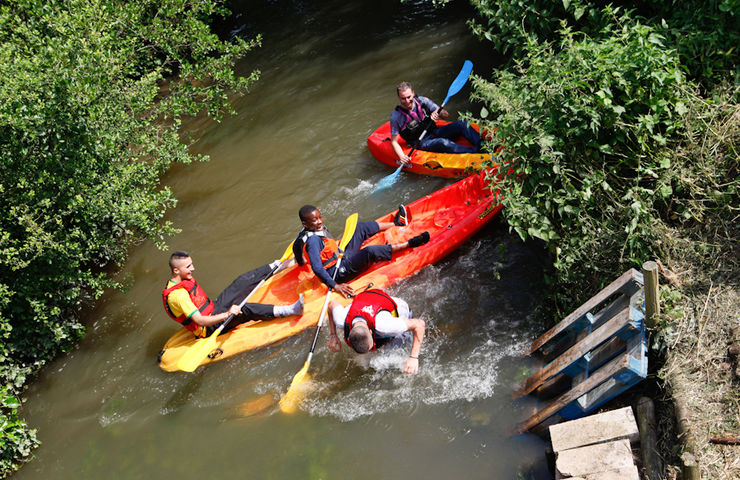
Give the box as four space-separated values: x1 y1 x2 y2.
305 236 337 289
389 112 411 164
168 289 241 327
374 311 425 374
431 108 449 121
326 299 343 352
306 236 354 298
390 133 411 164
402 317 425 374
418 96 448 121
190 304 242 327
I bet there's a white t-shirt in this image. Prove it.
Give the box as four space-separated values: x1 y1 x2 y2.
331 297 411 338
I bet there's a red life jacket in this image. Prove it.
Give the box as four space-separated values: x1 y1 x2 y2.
161 278 214 333
293 228 340 269
343 289 398 351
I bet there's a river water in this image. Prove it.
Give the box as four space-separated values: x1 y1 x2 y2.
13 1 551 478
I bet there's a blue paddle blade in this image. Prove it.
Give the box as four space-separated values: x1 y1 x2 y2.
372 165 403 193
442 60 473 106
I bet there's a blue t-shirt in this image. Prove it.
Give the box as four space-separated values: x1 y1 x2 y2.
389 95 438 136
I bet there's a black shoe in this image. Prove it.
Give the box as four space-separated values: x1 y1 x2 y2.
408 231 430 248
394 204 410 226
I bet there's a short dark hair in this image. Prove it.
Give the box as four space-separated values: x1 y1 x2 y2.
348 324 372 353
299 205 318 222
396 81 413 94
169 250 190 270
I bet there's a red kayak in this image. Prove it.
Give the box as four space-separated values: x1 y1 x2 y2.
158 171 502 372
367 120 501 178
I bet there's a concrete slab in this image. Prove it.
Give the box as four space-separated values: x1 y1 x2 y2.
550 406 639 453
559 466 640 479
555 439 636 478
583 465 640 479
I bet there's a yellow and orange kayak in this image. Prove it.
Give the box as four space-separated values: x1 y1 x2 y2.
366 120 501 178
157 171 503 372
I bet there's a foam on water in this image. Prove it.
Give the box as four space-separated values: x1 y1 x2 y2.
285 234 540 421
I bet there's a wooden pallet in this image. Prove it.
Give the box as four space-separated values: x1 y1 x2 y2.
514 268 648 434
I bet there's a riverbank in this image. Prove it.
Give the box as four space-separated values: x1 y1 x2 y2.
667 287 740 479
658 258 739 478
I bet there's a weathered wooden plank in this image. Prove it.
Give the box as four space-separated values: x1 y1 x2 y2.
527 269 642 355
636 397 663 480
573 333 646 414
584 336 627 372
513 353 629 435
533 372 571 399
642 261 660 328
515 308 632 398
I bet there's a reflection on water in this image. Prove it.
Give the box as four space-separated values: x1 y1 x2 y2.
14 1 551 479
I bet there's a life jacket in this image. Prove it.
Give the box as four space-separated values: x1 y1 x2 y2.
395 96 435 144
161 278 214 333
343 289 399 351
293 227 340 269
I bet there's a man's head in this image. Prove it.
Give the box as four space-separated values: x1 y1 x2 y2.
169 251 194 280
396 82 415 110
299 205 324 232
347 321 373 353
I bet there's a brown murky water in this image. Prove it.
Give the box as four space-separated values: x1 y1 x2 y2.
13 2 551 478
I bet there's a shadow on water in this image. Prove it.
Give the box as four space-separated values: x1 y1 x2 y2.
161 373 206 415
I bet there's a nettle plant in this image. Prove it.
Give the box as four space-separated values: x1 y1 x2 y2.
470 12 693 303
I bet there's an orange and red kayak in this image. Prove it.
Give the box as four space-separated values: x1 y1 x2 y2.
367 120 501 178
157 171 502 372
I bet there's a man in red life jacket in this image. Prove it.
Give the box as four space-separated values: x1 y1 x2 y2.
390 81 481 165
325 288 425 374
292 205 430 299
162 251 303 337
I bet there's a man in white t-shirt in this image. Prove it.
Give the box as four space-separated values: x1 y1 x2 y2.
326 288 425 374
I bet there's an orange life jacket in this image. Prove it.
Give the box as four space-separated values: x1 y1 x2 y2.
161 278 214 333
293 228 340 269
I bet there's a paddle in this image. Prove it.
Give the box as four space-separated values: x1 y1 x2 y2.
279 213 359 413
372 164 403 192
176 243 295 373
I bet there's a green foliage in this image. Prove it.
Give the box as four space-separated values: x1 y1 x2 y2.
468 0 606 57
0 0 259 474
649 0 740 85
0 387 38 477
470 11 696 309
468 0 740 86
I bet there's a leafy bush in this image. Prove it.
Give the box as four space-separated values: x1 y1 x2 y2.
468 0 740 85
648 0 740 85
468 0 608 57
0 0 258 475
0 387 37 475
470 11 697 309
